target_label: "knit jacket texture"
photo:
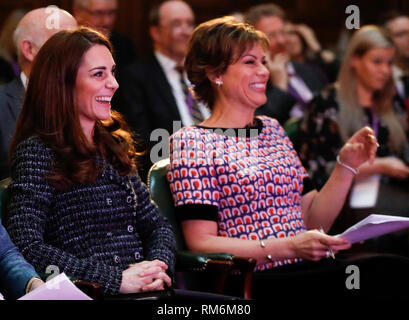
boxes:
[6,136,176,295]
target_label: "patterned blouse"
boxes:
[168,116,313,271]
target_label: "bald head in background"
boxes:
[14,7,77,78]
[0,8,76,180]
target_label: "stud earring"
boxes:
[215,79,223,86]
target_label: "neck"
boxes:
[21,62,30,78]
[356,82,374,107]
[292,54,305,63]
[80,121,95,144]
[202,99,256,128]
[155,46,184,66]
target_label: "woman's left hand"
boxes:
[338,126,378,170]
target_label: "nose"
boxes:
[102,15,115,30]
[381,62,391,75]
[107,74,119,90]
[258,62,270,79]
[276,31,288,46]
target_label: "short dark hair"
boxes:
[379,10,409,28]
[245,3,285,26]
[184,16,269,109]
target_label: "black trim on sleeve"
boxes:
[302,177,316,195]
[175,204,218,222]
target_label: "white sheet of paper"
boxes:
[19,273,92,300]
[349,174,380,208]
[335,214,409,244]
[0,292,4,300]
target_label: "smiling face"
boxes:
[150,0,195,63]
[352,47,395,92]
[75,44,118,138]
[218,43,270,109]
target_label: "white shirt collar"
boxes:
[154,51,178,73]
[20,72,28,90]
[393,64,405,80]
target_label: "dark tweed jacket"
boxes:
[6,137,176,295]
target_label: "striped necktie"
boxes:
[175,66,203,125]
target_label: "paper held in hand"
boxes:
[335,214,409,244]
[18,273,92,300]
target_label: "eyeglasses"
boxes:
[392,30,409,39]
[158,21,195,33]
[266,29,288,41]
[80,7,117,19]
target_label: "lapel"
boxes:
[149,54,181,120]
[292,61,321,92]
[5,77,24,121]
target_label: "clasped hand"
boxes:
[119,259,171,294]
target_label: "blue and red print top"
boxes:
[168,116,312,270]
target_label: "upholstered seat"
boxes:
[147,158,256,298]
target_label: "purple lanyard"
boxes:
[367,108,379,137]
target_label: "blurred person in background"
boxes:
[383,11,409,125]
[0,8,77,180]
[285,22,339,83]
[114,0,208,182]
[246,3,326,124]
[73,0,136,70]
[0,9,27,84]
[297,26,409,190]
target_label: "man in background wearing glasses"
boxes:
[73,0,136,71]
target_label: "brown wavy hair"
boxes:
[10,27,139,189]
[184,16,269,109]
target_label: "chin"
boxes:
[98,111,111,121]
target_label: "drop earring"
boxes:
[215,78,223,86]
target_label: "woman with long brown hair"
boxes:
[6,27,175,296]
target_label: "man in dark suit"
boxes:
[246,4,326,125]
[113,1,209,180]
[383,12,409,125]
[0,8,77,180]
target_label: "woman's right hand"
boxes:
[119,260,171,294]
[288,230,351,261]
[377,157,409,179]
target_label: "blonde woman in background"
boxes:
[297,25,409,189]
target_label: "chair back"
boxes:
[147,158,187,250]
[283,117,301,145]
[0,177,11,223]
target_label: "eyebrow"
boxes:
[89,66,106,72]
[88,65,116,72]
[243,54,265,60]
